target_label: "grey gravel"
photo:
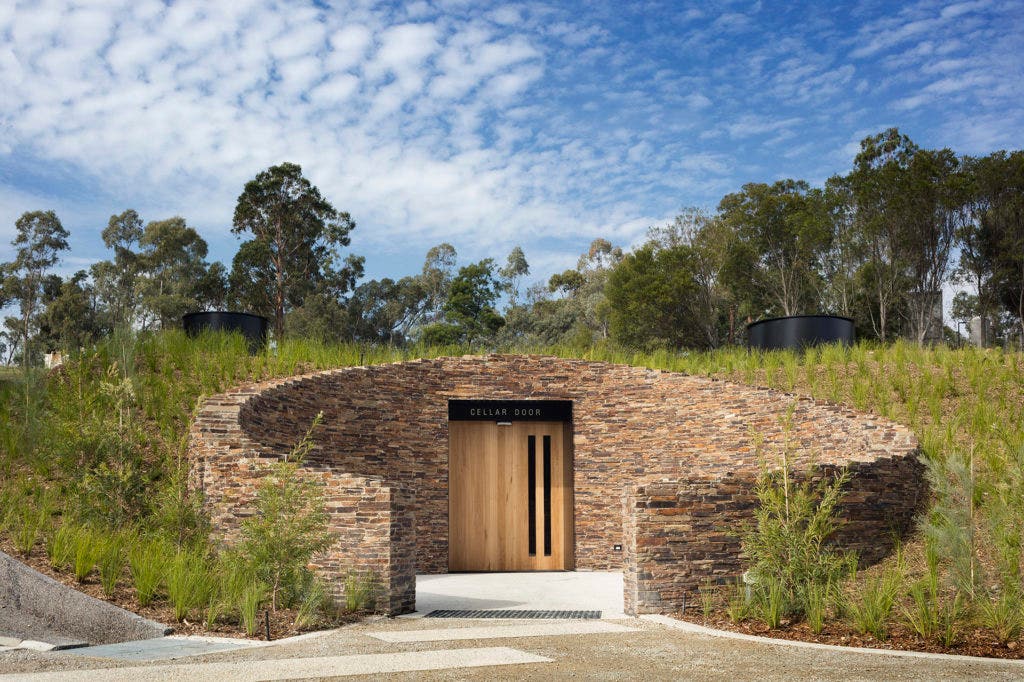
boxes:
[2,617,1023,681]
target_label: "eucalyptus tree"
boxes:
[2,210,70,367]
[849,128,918,341]
[229,162,362,339]
[900,147,965,345]
[421,259,505,346]
[605,240,710,349]
[91,209,145,332]
[985,150,1024,345]
[956,155,1001,346]
[38,271,105,352]
[716,179,829,318]
[642,208,729,347]
[138,217,226,329]
[819,175,865,319]
[499,246,530,308]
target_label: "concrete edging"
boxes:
[641,614,1024,665]
[0,550,170,646]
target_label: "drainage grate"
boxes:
[425,609,601,619]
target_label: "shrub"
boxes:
[166,550,213,622]
[72,526,105,582]
[741,408,856,625]
[239,581,268,637]
[344,571,378,612]
[97,534,127,596]
[238,412,335,610]
[47,522,76,570]
[978,591,1022,644]
[846,568,902,640]
[129,537,170,607]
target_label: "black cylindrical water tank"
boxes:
[747,315,854,351]
[182,311,269,352]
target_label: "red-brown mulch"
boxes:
[676,610,1024,660]
[0,536,360,641]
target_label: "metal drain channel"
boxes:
[425,609,601,619]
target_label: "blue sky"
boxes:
[1,0,1022,290]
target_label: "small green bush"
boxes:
[344,571,377,612]
[978,591,1022,644]
[47,522,76,570]
[847,568,902,640]
[72,526,105,582]
[741,408,856,626]
[239,581,268,637]
[239,413,335,611]
[166,550,213,622]
[129,538,170,607]
[97,534,127,596]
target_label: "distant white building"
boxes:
[44,351,64,369]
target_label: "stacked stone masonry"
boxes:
[188,355,926,616]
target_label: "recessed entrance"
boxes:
[448,401,574,571]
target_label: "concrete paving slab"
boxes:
[0,637,20,648]
[18,641,57,652]
[62,635,264,661]
[412,571,625,618]
[2,646,553,680]
[366,619,637,643]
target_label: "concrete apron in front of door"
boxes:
[408,571,626,619]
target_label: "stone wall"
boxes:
[188,354,925,616]
[622,453,929,615]
[188,390,416,614]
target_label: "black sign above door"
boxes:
[448,399,572,422]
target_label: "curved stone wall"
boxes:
[188,355,926,615]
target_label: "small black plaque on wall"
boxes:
[448,399,572,422]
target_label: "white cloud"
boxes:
[0,0,1021,289]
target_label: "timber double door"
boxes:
[449,420,574,571]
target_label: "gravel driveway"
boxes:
[2,615,1023,681]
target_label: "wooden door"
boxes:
[449,421,573,571]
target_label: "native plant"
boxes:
[129,537,171,607]
[295,578,330,630]
[343,571,378,612]
[238,412,335,611]
[239,580,268,637]
[166,549,212,622]
[846,568,902,640]
[47,522,76,570]
[72,526,104,582]
[97,534,127,596]
[698,580,718,620]
[741,407,856,626]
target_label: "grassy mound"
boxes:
[1,332,1022,647]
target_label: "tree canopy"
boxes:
[230,162,362,339]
